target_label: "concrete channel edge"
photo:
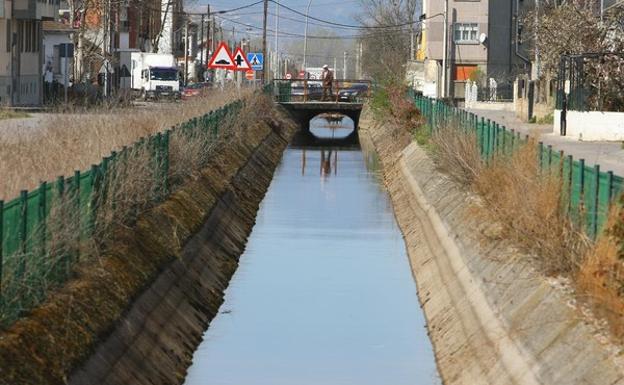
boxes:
[359,110,624,385]
[0,107,296,385]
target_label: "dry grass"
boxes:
[472,142,591,274]
[0,90,281,327]
[430,123,482,187]
[0,87,250,201]
[577,216,624,339]
[428,123,590,275]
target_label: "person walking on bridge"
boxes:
[321,64,334,101]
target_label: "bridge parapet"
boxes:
[272,78,371,104]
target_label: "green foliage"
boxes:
[0,110,29,120]
[468,68,484,83]
[370,86,392,118]
[413,126,431,146]
[537,113,554,125]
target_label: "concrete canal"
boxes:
[183,117,439,385]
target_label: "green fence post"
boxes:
[567,155,573,215]
[579,159,586,223]
[510,129,515,153]
[17,190,28,279]
[0,200,3,298]
[73,170,80,262]
[547,145,553,169]
[485,119,492,160]
[538,142,544,170]
[591,164,600,239]
[607,171,614,204]
[54,176,65,280]
[89,164,99,235]
[39,181,47,256]
[163,130,170,198]
[479,117,485,157]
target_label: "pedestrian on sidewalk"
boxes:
[43,61,54,103]
[321,64,333,101]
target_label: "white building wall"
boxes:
[553,110,624,141]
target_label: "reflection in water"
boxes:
[310,115,354,140]
[183,119,440,385]
[301,148,339,177]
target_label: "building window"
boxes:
[455,65,477,81]
[454,23,479,43]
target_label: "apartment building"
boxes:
[416,0,532,99]
[0,0,59,105]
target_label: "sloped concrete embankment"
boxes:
[0,110,296,385]
[359,110,624,385]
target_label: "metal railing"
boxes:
[272,79,372,103]
[0,89,269,327]
[412,93,624,239]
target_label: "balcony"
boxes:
[13,0,58,20]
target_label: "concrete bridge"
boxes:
[278,101,363,132]
[272,79,369,139]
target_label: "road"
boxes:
[468,107,624,176]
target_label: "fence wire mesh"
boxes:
[413,94,624,240]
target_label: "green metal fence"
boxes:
[412,94,624,240]
[0,99,246,326]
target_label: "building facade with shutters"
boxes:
[416,0,532,100]
[0,0,59,105]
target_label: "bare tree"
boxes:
[523,0,624,110]
[356,0,420,82]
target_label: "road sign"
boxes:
[99,60,114,74]
[208,42,236,70]
[247,52,264,71]
[245,70,255,80]
[285,73,292,80]
[232,47,252,71]
[298,70,306,78]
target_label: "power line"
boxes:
[269,0,425,30]
[215,14,412,40]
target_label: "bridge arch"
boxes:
[278,103,363,134]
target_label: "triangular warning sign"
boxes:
[208,42,236,70]
[232,47,252,71]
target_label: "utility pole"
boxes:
[262,0,268,84]
[211,15,215,53]
[359,42,363,78]
[441,0,448,98]
[200,14,205,74]
[302,0,313,71]
[355,45,360,78]
[343,51,347,79]
[184,20,189,85]
[274,0,279,79]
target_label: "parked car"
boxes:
[181,82,209,100]
[290,81,324,101]
[338,83,370,102]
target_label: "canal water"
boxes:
[183,117,439,385]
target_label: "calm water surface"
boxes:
[183,118,439,385]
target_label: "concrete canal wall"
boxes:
[0,107,296,385]
[359,110,624,385]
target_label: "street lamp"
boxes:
[302,0,313,72]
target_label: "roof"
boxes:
[42,21,74,32]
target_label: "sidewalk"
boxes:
[467,107,624,176]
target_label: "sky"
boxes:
[186,0,366,52]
